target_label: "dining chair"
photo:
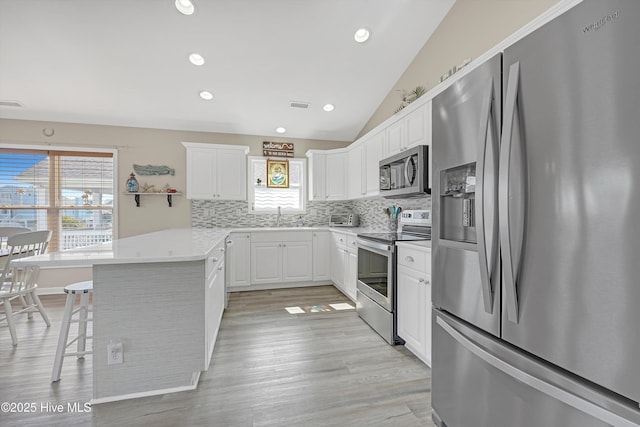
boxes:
[0,230,52,346]
[0,227,30,270]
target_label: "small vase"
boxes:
[126,173,139,193]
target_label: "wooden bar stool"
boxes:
[51,280,93,382]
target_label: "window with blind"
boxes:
[249,157,306,213]
[0,149,114,252]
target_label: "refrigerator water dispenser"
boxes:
[440,162,476,244]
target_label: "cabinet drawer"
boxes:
[252,231,312,243]
[332,232,347,248]
[206,241,226,279]
[346,235,358,253]
[397,245,430,274]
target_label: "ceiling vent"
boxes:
[0,100,23,107]
[290,101,309,109]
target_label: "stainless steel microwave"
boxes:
[379,145,430,198]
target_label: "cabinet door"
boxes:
[364,130,385,196]
[386,119,405,157]
[216,149,247,200]
[251,242,282,284]
[206,256,225,367]
[424,273,432,366]
[346,249,358,301]
[347,145,364,199]
[405,101,431,150]
[397,266,425,359]
[330,243,345,290]
[397,265,431,366]
[312,231,331,281]
[326,152,347,200]
[186,148,217,199]
[282,241,313,282]
[308,152,327,201]
[227,233,251,288]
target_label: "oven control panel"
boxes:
[400,209,431,225]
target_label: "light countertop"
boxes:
[11,226,402,268]
[11,228,229,267]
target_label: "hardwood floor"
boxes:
[0,285,435,426]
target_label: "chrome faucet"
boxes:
[276,206,281,227]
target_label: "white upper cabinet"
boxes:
[326,152,348,200]
[347,144,364,199]
[183,142,249,200]
[364,130,385,197]
[307,151,326,201]
[385,101,432,157]
[308,150,348,201]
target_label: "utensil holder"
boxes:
[388,218,398,232]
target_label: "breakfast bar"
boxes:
[12,228,229,403]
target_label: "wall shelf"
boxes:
[123,192,182,207]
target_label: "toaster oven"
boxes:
[329,213,359,227]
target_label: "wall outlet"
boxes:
[107,339,124,365]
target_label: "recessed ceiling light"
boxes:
[175,0,195,15]
[323,104,335,112]
[354,28,370,43]
[276,127,286,134]
[189,53,205,66]
[199,90,213,100]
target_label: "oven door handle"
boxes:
[356,238,393,255]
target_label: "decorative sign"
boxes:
[263,141,294,158]
[133,164,175,176]
[267,159,289,188]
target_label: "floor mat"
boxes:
[285,302,354,314]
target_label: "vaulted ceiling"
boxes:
[0,0,455,142]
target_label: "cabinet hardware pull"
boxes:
[405,256,414,262]
[211,257,218,262]
[419,278,425,283]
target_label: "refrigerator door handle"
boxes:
[436,315,639,427]
[475,78,498,314]
[500,61,522,323]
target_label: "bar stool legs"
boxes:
[51,281,93,382]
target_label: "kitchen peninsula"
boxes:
[12,228,229,403]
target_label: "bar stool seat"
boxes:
[51,280,93,382]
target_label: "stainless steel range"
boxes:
[356,209,431,344]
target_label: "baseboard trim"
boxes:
[90,372,201,404]
[227,280,333,292]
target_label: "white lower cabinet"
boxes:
[205,240,226,367]
[331,232,347,291]
[227,232,251,288]
[312,231,330,281]
[251,241,282,283]
[396,244,432,366]
[282,241,313,282]
[330,231,357,301]
[250,231,312,284]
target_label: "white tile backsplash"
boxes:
[191,196,431,230]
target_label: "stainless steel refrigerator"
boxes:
[431,1,640,426]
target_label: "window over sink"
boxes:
[248,157,306,214]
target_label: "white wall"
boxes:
[0,119,349,238]
[358,0,561,137]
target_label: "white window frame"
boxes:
[247,156,306,214]
[0,143,119,245]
